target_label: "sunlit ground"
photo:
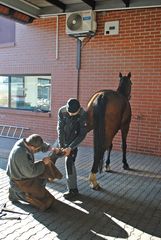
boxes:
[0,147,161,240]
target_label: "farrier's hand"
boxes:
[51,147,62,154]
[63,147,72,156]
[42,157,51,165]
[50,147,65,157]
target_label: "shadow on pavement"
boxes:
[13,198,128,240]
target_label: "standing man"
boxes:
[57,98,88,200]
[6,134,62,211]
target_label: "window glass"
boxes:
[0,76,9,107]
[37,78,51,111]
[11,76,24,108]
[0,75,51,112]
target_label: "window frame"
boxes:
[0,74,52,112]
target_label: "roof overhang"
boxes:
[0,0,161,23]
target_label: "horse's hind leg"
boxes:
[121,127,130,170]
[89,151,105,190]
[105,143,113,172]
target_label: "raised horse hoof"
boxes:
[123,164,130,170]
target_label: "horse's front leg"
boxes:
[105,143,113,172]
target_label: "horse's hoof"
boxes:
[105,165,111,172]
[123,164,130,170]
[47,178,54,182]
[91,183,101,191]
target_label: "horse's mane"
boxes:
[117,79,128,97]
[117,73,132,100]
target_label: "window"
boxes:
[0,75,51,112]
[0,16,15,47]
[37,78,51,112]
[0,76,9,107]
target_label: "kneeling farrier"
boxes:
[6,134,62,211]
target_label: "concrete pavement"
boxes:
[0,138,161,240]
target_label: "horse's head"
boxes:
[117,72,132,100]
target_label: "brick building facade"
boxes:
[0,7,161,156]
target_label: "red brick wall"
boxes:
[0,7,161,156]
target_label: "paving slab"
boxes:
[0,140,161,240]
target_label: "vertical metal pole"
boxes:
[76,38,82,99]
[8,76,11,108]
[76,38,81,70]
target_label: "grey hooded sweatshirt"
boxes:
[6,139,46,180]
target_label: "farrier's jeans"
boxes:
[65,148,78,190]
[49,141,78,191]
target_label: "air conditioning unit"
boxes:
[66,10,97,37]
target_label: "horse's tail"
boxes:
[93,93,107,173]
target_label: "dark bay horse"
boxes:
[87,72,132,189]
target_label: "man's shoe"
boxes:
[9,194,19,203]
[8,188,19,203]
[63,189,79,200]
[8,188,26,203]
